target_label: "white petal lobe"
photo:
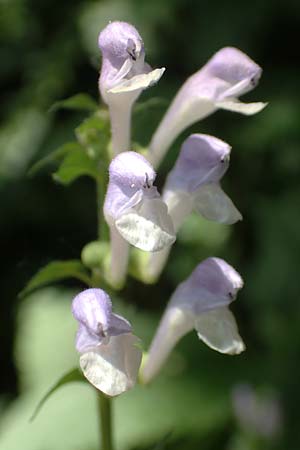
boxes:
[215,100,267,115]
[195,306,245,355]
[193,184,242,224]
[108,68,165,94]
[80,334,142,396]
[115,198,176,251]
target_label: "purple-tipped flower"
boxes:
[141,258,245,384]
[72,288,142,396]
[104,151,175,251]
[98,21,165,155]
[148,47,266,167]
[146,134,241,281]
[104,151,175,286]
[164,134,241,225]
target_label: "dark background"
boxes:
[1,0,300,449]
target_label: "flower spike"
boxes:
[148,47,266,167]
[72,288,142,396]
[104,151,175,286]
[146,134,241,281]
[98,21,165,156]
[141,258,245,384]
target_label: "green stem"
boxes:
[96,174,109,242]
[98,394,114,450]
[96,166,114,450]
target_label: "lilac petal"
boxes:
[109,151,156,190]
[195,306,245,354]
[75,324,106,353]
[104,183,144,223]
[109,313,132,335]
[104,151,157,221]
[98,21,144,65]
[206,47,262,97]
[109,58,133,86]
[193,183,242,224]
[165,134,231,193]
[72,288,133,346]
[80,334,142,396]
[72,289,112,337]
[170,257,243,314]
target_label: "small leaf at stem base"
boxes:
[30,368,86,422]
[19,260,91,298]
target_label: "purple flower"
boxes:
[164,133,241,226]
[148,47,266,167]
[98,21,165,155]
[104,151,175,251]
[145,134,241,281]
[72,288,142,396]
[141,258,245,383]
[103,151,175,286]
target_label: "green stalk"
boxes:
[96,166,114,450]
[98,394,114,450]
[96,173,109,242]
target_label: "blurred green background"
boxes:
[1,0,299,449]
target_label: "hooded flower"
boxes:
[141,257,245,384]
[98,21,165,155]
[104,151,176,252]
[145,134,241,281]
[148,47,266,167]
[164,133,241,226]
[72,288,142,396]
[103,151,175,287]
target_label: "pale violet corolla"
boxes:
[98,21,165,155]
[141,257,245,384]
[145,134,241,281]
[72,288,142,396]
[149,47,266,167]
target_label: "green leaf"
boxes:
[28,142,82,176]
[53,147,99,185]
[50,93,99,113]
[30,368,85,421]
[75,112,110,161]
[20,260,91,298]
